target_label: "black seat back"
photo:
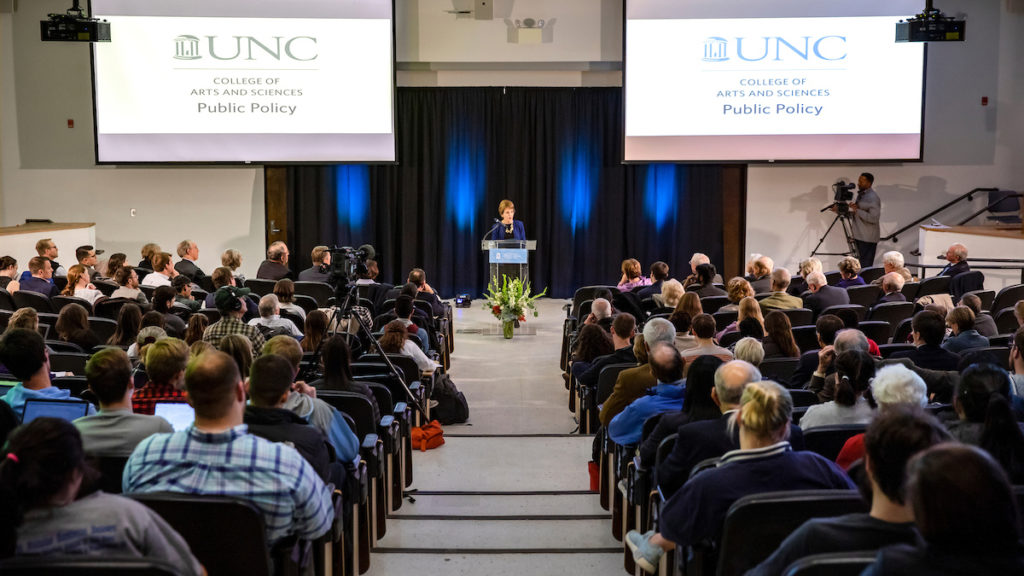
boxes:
[856,320,892,345]
[89,454,129,494]
[700,296,731,315]
[596,363,636,405]
[89,316,119,344]
[950,271,985,304]
[777,308,813,327]
[992,283,1024,315]
[294,281,335,307]
[13,290,55,313]
[317,390,378,439]
[0,289,17,311]
[243,278,278,296]
[867,302,914,325]
[53,295,94,315]
[844,285,881,308]
[759,357,799,385]
[781,551,879,576]
[792,326,819,354]
[820,304,866,321]
[916,275,951,297]
[803,425,867,461]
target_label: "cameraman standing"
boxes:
[833,172,881,266]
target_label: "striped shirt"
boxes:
[123,424,333,544]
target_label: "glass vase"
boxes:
[502,320,514,339]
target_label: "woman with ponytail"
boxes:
[625,380,855,573]
[0,417,203,574]
[948,363,1024,483]
[799,349,877,431]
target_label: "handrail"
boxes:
[907,262,1024,283]
[882,187,1001,243]
[957,193,1024,226]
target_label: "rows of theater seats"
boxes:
[560,269,1024,576]
[0,279,455,576]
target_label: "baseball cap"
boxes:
[214,285,251,312]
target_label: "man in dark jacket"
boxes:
[938,243,970,278]
[244,354,339,485]
[890,311,961,372]
[803,271,850,320]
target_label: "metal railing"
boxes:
[882,187,1001,243]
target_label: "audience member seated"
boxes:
[184,315,209,346]
[111,265,148,304]
[734,317,765,344]
[864,444,1024,575]
[20,256,57,298]
[172,275,202,312]
[140,251,177,288]
[806,328,870,403]
[6,308,39,335]
[836,364,929,469]
[0,329,96,420]
[716,296,762,341]
[273,279,306,320]
[74,245,102,282]
[249,294,303,340]
[100,252,126,280]
[298,245,332,282]
[733,337,765,368]
[204,266,257,318]
[354,259,382,286]
[300,310,330,353]
[311,334,381,422]
[749,407,951,576]
[0,255,21,292]
[719,277,755,313]
[123,350,334,545]
[759,267,803,311]
[261,336,360,465]
[762,311,800,359]
[256,241,294,281]
[626,380,854,573]
[380,320,440,373]
[152,286,187,339]
[788,257,822,297]
[670,312,697,352]
[683,314,734,374]
[655,278,684,309]
[219,335,254,383]
[636,261,669,299]
[203,286,266,354]
[890,311,961,371]
[800,349,876,430]
[946,363,1024,482]
[876,272,907,304]
[62,264,104,305]
[618,258,652,291]
[803,271,851,320]
[569,324,614,382]
[137,242,160,270]
[598,319,675,426]
[673,292,703,323]
[637,355,725,469]
[682,253,711,289]
[55,303,101,351]
[747,256,774,293]
[128,324,166,360]
[960,294,997,338]
[584,297,614,331]
[74,348,173,455]
[608,343,685,446]
[132,338,190,415]
[833,308,882,357]
[221,248,246,284]
[245,354,335,483]
[837,256,866,288]
[576,314,637,390]
[172,239,206,281]
[0,418,203,574]
[688,264,726,298]
[35,237,66,277]
[941,306,989,354]
[938,243,970,278]
[108,303,142,347]
[871,250,916,285]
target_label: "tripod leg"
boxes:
[811,214,844,257]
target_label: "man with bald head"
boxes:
[758,267,803,312]
[123,350,334,545]
[599,318,676,426]
[608,343,686,445]
[939,243,970,278]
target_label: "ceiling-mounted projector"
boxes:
[41,0,110,42]
[896,0,965,42]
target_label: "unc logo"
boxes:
[174,35,201,60]
[703,37,729,62]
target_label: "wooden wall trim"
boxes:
[721,165,747,280]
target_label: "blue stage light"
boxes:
[335,165,370,230]
[644,164,683,232]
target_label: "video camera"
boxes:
[831,180,856,214]
[328,245,372,299]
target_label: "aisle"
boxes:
[367,298,624,575]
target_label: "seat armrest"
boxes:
[379,415,394,428]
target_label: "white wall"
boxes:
[746,0,1024,274]
[0,2,265,278]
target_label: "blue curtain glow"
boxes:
[558,132,598,232]
[334,165,370,233]
[643,164,684,232]
[445,127,485,231]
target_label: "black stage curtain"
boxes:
[285,87,727,299]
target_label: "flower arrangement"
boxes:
[483,276,546,337]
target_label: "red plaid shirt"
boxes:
[132,382,187,415]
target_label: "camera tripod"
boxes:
[811,203,860,260]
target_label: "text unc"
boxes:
[723,103,823,116]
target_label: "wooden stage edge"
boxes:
[921,225,1024,241]
[0,222,96,237]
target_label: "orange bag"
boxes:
[411,420,445,451]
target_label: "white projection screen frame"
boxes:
[624,0,927,163]
[90,0,396,163]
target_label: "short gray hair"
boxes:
[834,329,869,355]
[881,251,904,269]
[805,271,827,288]
[798,258,823,277]
[770,267,792,291]
[690,253,710,266]
[591,298,612,320]
[258,294,280,318]
[642,317,676,346]
[881,272,905,293]
[871,364,927,407]
[714,360,762,406]
[267,241,288,260]
[733,337,764,367]
[949,243,968,261]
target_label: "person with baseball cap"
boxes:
[202,285,265,355]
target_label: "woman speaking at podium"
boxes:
[490,199,526,241]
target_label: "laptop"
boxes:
[154,402,195,432]
[22,398,91,423]
[36,324,49,340]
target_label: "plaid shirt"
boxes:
[131,382,187,415]
[123,424,333,544]
[202,316,265,353]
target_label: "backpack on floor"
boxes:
[431,373,469,425]
[411,420,445,451]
